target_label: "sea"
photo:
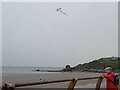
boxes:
[1,66,64,73]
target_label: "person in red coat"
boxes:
[102,67,118,90]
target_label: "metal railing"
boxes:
[1,76,103,90]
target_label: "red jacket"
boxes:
[102,72,118,90]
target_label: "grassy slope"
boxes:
[73,57,120,71]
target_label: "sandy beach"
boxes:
[2,72,105,88]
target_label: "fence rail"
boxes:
[1,76,103,90]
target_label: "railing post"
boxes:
[96,76,103,90]
[67,78,78,90]
[2,83,15,90]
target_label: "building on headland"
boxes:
[111,57,120,60]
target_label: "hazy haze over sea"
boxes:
[2,66,64,73]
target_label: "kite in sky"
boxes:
[56,8,68,16]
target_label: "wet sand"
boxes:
[2,72,105,88]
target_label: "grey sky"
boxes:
[2,2,118,67]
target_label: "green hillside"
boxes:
[63,57,120,72]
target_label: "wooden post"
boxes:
[2,83,15,90]
[67,78,78,90]
[96,76,103,90]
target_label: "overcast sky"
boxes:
[2,2,118,67]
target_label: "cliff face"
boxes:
[62,57,120,73]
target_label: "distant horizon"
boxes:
[2,56,118,67]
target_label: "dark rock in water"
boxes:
[33,69,62,72]
[35,69,40,71]
[61,65,72,72]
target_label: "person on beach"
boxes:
[102,67,118,90]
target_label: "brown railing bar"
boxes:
[1,76,102,90]
[77,76,99,80]
[15,79,73,87]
